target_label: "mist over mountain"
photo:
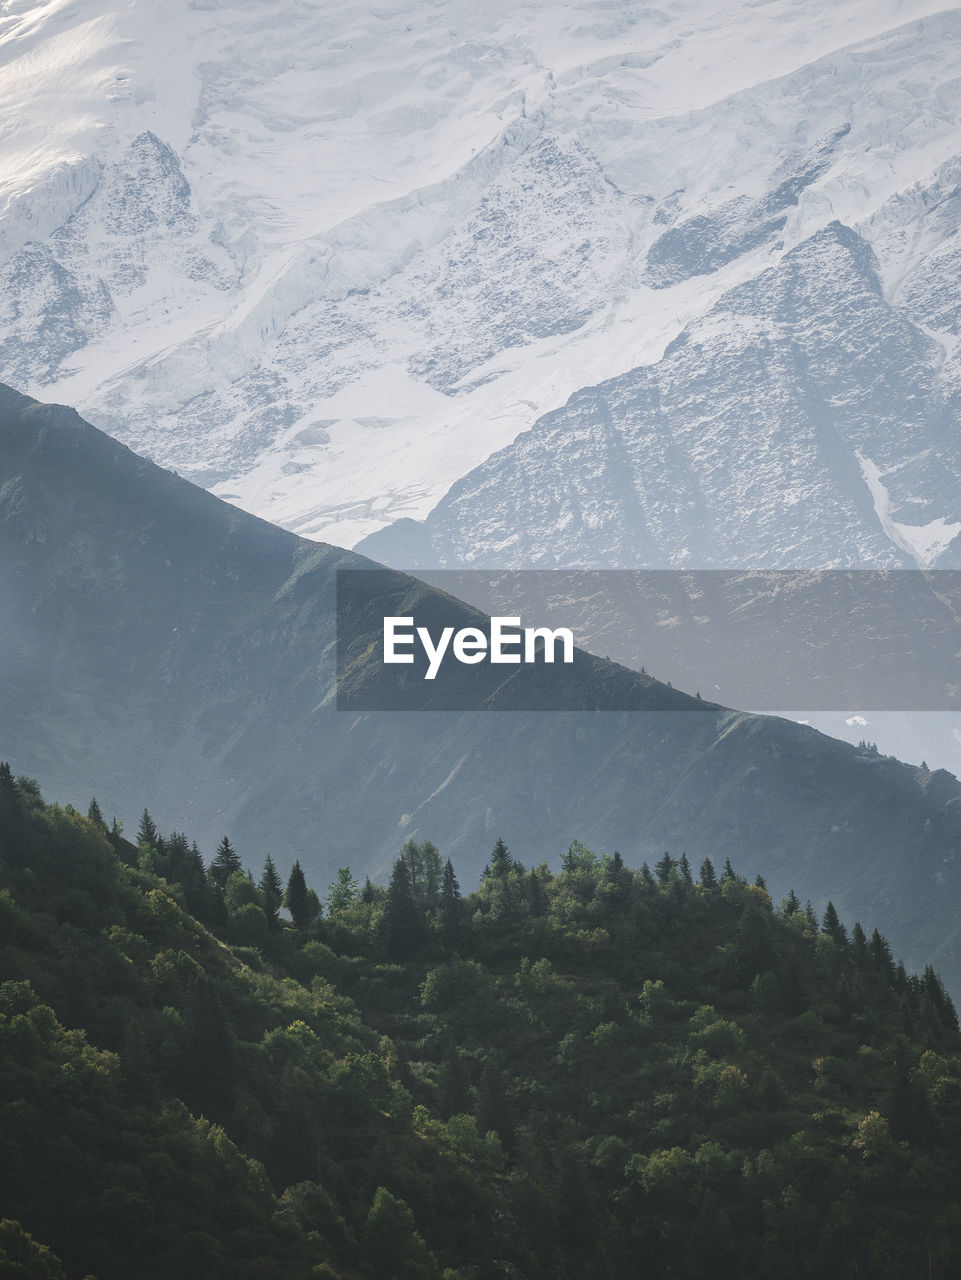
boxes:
[3,385,961,993]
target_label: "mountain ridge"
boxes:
[4,385,961,992]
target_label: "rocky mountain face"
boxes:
[1,0,960,551]
[359,220,961,571]
[4,385,961,990]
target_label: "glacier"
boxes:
[0,0,959,548]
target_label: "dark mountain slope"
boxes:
[3,384,961,987]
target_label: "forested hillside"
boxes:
[2,765,961,1278]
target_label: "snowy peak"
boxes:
[1,1,961,548]
[359,220,961,571]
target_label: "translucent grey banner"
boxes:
[336,569,961,711]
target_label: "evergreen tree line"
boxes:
[3,762,961,1279]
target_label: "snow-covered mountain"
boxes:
[2,0,960,553]
[5,0,961,777]
[359,218,961,570]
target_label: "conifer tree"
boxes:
[678,853,693,885]
[87,797,106,830]
[284,860,315,929]
[400,838,424,895]
[654,851,675,885]
[921,965,959,1033]
[822,901,848,947]
[137,809,158,848]
[440,858,461,944]
[384,856,424,959]
[490,837,513,878]
[182,840,214,919]
[781,889,801,916]
[326,866,358,914]
[605,850,630,906]
[210,835,242,896]
[851,921,868,963]
[699,857,718,890]
[870,928,896,984]
[421,840,443,906]
[259,854,283,928]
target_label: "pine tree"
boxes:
[182,840,214,920]
[137,809,158,848]
[870,928,896,984]
[699,857,718,890]
[400,838,424,896]
[822,901,848,947]
[490,837,513,879]
[209,835,242,896]
[921,966,959,1034]
[441,858,461,945]
[678,853,693,885]
[326,866,358,914]
[605,850,630,907]
[851,921,868,964]
[561,839,592,875]
[421,840,443,906]
[259,854,283,928]
[781,889,801,916]
[87,797,106,830]
[654,852,675,886]
[384,856,424,959]
[285,860,317,929]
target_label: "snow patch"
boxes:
[856,450,961,569]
